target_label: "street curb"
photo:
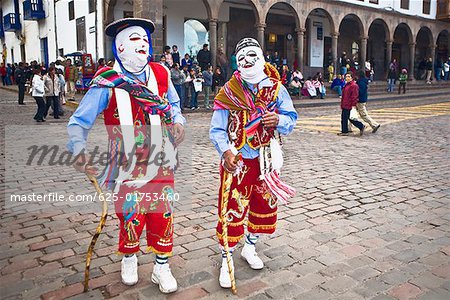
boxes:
[294,91,450,108]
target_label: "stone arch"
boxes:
[304,7,335,35]
[367,18,390,80]
[435,30,449,65]
[261,1,301,29]
[338,14,366,67]
[104,0,117,25]
[303,7,335,75]
[392,23,413,72]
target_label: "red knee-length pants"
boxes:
[216,157,278,248]
[114,168,174,255]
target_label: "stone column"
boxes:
[430,45,436,64]
[296,28,305,71]
[409,42,416,80]
[332,32,339,74]
[386,39,393,77]
[209,19,218,69]
[134,0,164,58]
[255,23,266,50]
[360,36,368,66]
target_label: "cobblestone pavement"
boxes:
[1,89,449,300]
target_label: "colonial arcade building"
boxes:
[1,0,449,81]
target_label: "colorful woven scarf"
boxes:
[214,64,281,140]
[90,67,173,124]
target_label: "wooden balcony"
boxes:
[437,0,450,21]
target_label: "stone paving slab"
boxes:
[1,89,450,299]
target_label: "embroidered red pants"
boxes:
[216,157,278,248]
[114,168,175,255]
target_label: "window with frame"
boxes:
[423,0,431,14]
[369,0,379,4]
[69,1,75,20]
[89,0,95,14]
[401,0,409,9]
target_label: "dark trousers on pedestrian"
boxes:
[183,84,190,108]
[33,97,46,121]
[45,96,60,119]
[398,82,406,94]
[18,83,25,104]
[1,75,6,86]
[174,84,182,104]
[190,90,198,108]
[341,109,364,133]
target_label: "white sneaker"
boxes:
[241,243,264,270]
[121,255,138,285]
[151,263,178,294]
[219,257,234,288]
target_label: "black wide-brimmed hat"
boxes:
[105,18,155,37]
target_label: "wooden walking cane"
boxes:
[84,174,108,292]
[220,153,242,295]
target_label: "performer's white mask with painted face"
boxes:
[236,38,266,84]
[115,26,150,74]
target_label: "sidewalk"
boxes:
[2,82,450,111]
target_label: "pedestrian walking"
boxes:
[338,72,365,136]
[170,63,185,106]
[202,65,213,108]
[0,63,7,86]
[14,62,27,105]
[425,57,433,84]
[398,68,408,94]
[64,58,79,100]
[31,67,46,122]
[444,58,450,81]
[356,71,380,133]
[43,66,61,119]
[182,64,190,108]
[387,65,397,92]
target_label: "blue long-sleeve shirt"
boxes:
[209,79,297,159]
[67,67,185,155]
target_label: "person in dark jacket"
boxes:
[331,74,345,97]
[171,45,180,66]
[212,66,225,95]
[338,72,365,136]
[356,71,380,133]
[196,44,211,71]
[14,62,27,105]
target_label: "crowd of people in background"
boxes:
[3,43,449,122]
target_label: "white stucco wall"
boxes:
[1,0,57,64]
[337,0,437,19]
[55,0,104,62]
[308,15,331,68]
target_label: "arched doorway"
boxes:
[264,2,299,69]
[304,8,334,77]
[217,0,260,59]
[393,23,412,71]
[436,30,449,64]
[184,19,209,58]
[338,14,364,70]
[415,26,433,79]
[368,19,390,80]
[163,0,210,59]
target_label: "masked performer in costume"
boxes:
[67,18,185,294]
[210,38,298,288]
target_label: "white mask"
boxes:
[115,26,150,74]
[236,39,266,84]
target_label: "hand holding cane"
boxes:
[221,152,242,294]
[84,174,108,292]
